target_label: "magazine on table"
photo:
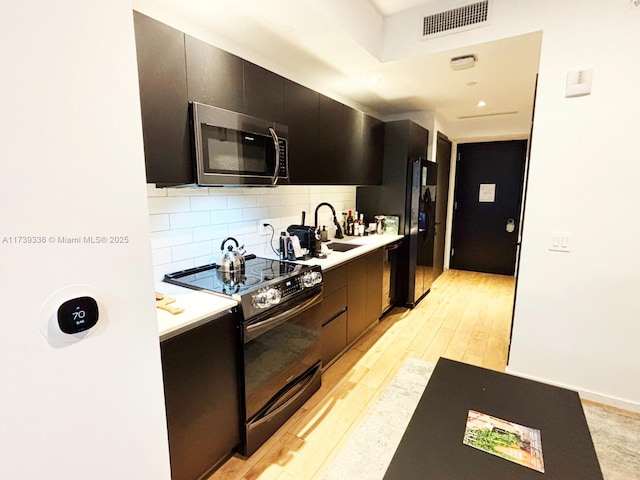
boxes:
[462,409,545,473]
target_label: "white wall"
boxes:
[385,0,640,409]
[508,0,640,409]
[148,185,357,281]
[0,1,171,478]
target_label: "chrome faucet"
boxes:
[314,202,344,239]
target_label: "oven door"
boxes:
[241,286,323,456]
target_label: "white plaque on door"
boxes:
[479,183,496,203]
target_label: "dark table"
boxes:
[383,358,603,479]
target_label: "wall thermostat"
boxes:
[57,296,99,334]
[39,284,107,348]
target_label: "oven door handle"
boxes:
[244,291,322,343]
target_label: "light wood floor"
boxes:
[209,269,516,480]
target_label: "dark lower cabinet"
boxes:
[320,266,348,367]
[133,11,192,186]
[366,248,384,324]
[160,310,240,480]
[321,249,384,367]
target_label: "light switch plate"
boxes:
[549,232,572,252]
[566,69,593,97]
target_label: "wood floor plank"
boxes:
[209,269,515,480]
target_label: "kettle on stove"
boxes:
[219,237,246,272]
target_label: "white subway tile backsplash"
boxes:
[172,240,213,262]
[148,196,190,214]
[152,247,173,266]
[243,206,270,221]
[150,229,193,249]
[231,220,260,236]
[148,185,356,281]
[190,195,227,211]
[169,211,211,229]
[147,184,168,197]
[192,225,228,243]
[211,208,244,225]
[268,205,290,218]
[227,195,258,209]
[166,186,210,196]
[149,214,170,232]
[260,195,283,207]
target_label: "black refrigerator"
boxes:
[405,158,437,307]
[356,120,436,308]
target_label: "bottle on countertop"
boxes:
[320,225,328,242]
[346,210,354,236]
[358,213,365,236]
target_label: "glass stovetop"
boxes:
[163,256,305,297]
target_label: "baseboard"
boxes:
[505,366,640,414]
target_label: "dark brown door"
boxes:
[433,132,451,280]
[450,140,527,275]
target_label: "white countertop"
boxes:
[290,233,404,270]
[155,282,238,341]
[154,233,403,340]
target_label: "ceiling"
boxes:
[137,0,541,138]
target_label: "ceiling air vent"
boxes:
[423,0,490,38]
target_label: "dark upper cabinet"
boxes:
[318,95,347,179]
[317,95,383,185]
[284,79,320,183]
[362,114,384,184]
[408,121,429,159]
[243,61,285,124]
[185,35,244,113]
[133,11,192,186]
[134,12,383,186]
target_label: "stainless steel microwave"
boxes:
[191,102,289,186]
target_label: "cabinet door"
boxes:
[342,108,364,182]
[284,80,319,183]
[160,311,240,480]
[185,35,244,112]
[243,61,285,124]
[347,255,368,344]
[317,94,347,183]
[408,121,429,159]
[133,12,192,186]
[321,311,347,367]
[366,248,384,324]
[361,114,384,185]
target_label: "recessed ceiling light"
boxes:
[467,81,478,87]
[369,76,381,84]
[477,100,486,107]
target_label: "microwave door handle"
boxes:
[268,127,279,186]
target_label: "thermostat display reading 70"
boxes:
[57,296,99,334]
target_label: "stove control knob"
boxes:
[252,292,269,309]
[302,271,322,288]
[266,288,281,305]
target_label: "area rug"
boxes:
[322,358,640,480]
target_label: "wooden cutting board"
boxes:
[155,292,184,315]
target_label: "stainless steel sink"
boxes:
[326,242,363,252]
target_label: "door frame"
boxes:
[444,136,530,276]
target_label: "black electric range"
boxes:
[163,255,323,321]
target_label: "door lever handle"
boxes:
[506,218,516,233]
